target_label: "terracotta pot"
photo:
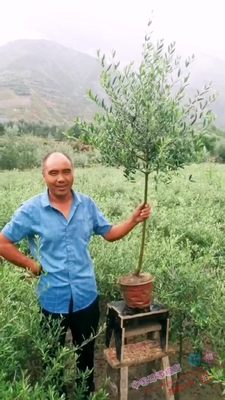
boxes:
[118,272,154,310]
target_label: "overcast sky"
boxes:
[1,0,225,64]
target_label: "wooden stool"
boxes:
[104,301,176,400]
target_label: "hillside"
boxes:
[0,40,102,125]
[0,40,224,128]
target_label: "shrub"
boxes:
[214,138,225,162]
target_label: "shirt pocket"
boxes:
[72,214,93,242]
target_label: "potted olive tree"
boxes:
[71,22,214,309]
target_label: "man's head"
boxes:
[42,152,74,199]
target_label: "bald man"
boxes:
[0,151,151,398]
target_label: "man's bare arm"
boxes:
[0,233,41,275]
[104,203,151,242]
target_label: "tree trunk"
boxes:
[135,171,149,275]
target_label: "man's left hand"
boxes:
[131,203,152,224]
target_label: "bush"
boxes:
[0,265,108,399]
[214,138,225,162]
[0,135,99,170]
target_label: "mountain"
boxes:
[0,40,102,126]
[0,40,224,128]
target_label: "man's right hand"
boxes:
[0,233,41,276]
[29,260,42,276]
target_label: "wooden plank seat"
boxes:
[104,340,176,368]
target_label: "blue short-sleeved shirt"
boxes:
[2,190,112,313]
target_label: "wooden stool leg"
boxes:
[106,363,119,399]
[119,366,128,400]
[161,356,175,400]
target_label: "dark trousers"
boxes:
[41,296,100,394]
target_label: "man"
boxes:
[0,152,151,397]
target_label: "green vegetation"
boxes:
[0,120,65,139]
[0,133,99,170]
[202,125,225,162]
[74,23,214,276]
[0,163,225,397]
[0,265,108,400]
[0,121,225,172]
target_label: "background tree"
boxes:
[0,123,5,136]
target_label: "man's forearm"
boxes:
[1,243,34,269]
[0,235,40,274]
[104,218,138,241]
[103,203,151,242]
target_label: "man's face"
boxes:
[43,153,74,199]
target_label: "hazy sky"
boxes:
[1,0,225,64]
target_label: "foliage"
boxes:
[67,122,83,140]
[202,125,225,162]
[0,123,5,136]
[2,120,65,139]
[0,135,99,170]
[1,163,225,397]
[0,264,109,399]
[209,125,225,138]
[71,21,215,274]
[215,139,225,162]
[76,24,215,178]
[210,362,225,396]
[0,140,38,170]
[201,132,218,153]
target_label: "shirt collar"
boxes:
[41,189,81,207]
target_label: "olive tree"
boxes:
[72,21,215,275]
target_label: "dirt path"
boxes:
[95,350,224,399]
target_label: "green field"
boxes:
[1,163,225,399]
